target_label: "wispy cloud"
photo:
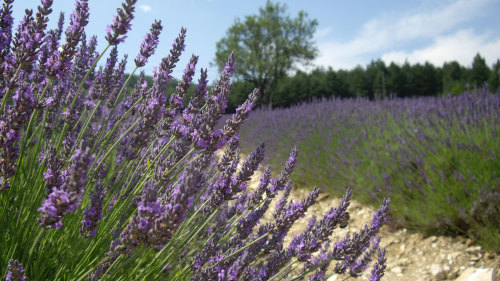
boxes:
[315,27,332,39]
[139,4,152,12]
[314,0,497,69]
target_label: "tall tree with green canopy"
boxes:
[214,0,318,108]
[470,53,490,88]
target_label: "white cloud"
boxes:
[381,29,500,67]
[315,27,332,39]
[139,4,152,12]
[313,0,496,70]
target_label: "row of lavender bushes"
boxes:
[236,87,500,251]
[0,0,391,280]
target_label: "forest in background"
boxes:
[127,53,500,112]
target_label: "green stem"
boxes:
[92,66,139,153]
[91,119,139,178]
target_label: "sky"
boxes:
[10,0,500,82]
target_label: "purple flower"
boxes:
[128,28,186,158]
[153,162,205,247]
[349,236,380,277]
[168,54,198,119]
[105,0,137,45]
[107,53,128,108]
[118,180,163,248]
[135,20,162,67]
[6,259,26,281]
[368,248,387,281]
[333,199,390,274]
[193,52,236,150]
[0,0,15,57]
[12,0,53,67]
[80,183,105,238]
[89,46,118,101]
[0,84,35,189]
[42,146,64,193]
[289,188,351,261]
[267,146,299,197]
[223,88,258,140]
[46,0,89,79]
[38,144,94,229]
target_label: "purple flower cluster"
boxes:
[11,0,52,68]
[0,0,14,58]
[134,20,162,67]
[0,1,392,279]
[80,182,105,237]
[105,0,136,45]
[38,145,94,229]
[0,84,35,189]
[192,52,237,150]
[128,28,186,159]
[5,259,26,281]
[46,0,89,79]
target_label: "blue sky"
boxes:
[10,0,500,82]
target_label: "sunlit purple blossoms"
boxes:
[46,0,89,79]
[134,20,162,67]
[0,1,393,279]
[38,145,94,229]
[105,0,136,45]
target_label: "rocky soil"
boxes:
[241,157,500,281]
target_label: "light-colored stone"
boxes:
[466,245,482,254]
[391,266,404,275]
[455,267,496,281]
[429,264,447,280]
[326,275,338,281]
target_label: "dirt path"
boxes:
[243,159,500,281]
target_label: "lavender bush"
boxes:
[235,87,500,251]
[0,0,390,280]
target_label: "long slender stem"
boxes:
[92,66,139,153]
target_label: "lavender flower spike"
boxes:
[38,144,94,229]
[80,183,105,238]
[12,0,53,67]
[223,88,259,141]
[135,20,162,67]
[46,0,89,79]
[369,248,387,281]
[0,0,15,58]
[6,259,26,281]
[105,0,137,45]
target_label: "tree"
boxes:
[470,53,490,88]
[488,59,500,92]
[214,1,318,108]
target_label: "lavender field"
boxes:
[236,88,500,251]
[0,0,396,280]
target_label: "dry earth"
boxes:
[240,156,500,281]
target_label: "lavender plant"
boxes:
[236,85,500,251]
[0,0,390,280]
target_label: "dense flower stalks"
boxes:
[236,85,500,250]
[0,1,389,280]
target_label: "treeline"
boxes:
[228,53,500,111]
[125,53,500,112]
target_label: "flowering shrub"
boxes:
[0,0,390,280]
[237,87,500,251]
